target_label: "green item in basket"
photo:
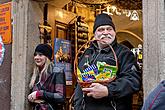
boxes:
[96,61,117,80]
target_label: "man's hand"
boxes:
[82,83,108,99]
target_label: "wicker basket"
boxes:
[74,40,118,88]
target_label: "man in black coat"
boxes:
[74,13,141,110]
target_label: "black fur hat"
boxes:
[93,13,115,33]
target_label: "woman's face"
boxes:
[34,52,47,67]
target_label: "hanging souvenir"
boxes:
[0,36,5,66]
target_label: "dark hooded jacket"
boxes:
[142,80,165,110]
[74,39,141,110]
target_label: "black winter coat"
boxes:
[74,39,141,110]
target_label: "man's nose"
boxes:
[102,29,110,34]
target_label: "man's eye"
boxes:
[98,28,104,32]
[107,28,113,31]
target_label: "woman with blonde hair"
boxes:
[28,44,66,110]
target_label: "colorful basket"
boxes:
[74,40,118,87]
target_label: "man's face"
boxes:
[94,25,116,48]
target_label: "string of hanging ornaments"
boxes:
[72,0,142,21]
[101,4,141,21]
[72,0,114,5]
[72,0,142,10]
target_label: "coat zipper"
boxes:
[111,100,117,110]
[92,50,101,64]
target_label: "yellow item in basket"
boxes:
[95,72,111,80]
[77,68,83,81]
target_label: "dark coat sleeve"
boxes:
[73,83,84,110]
[107,48,141,99]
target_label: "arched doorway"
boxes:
[117,30,143,48]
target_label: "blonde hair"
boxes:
[29,57,51,89]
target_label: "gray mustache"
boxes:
[99,34,112,39]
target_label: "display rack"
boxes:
[131,45,143,110]
[68,16,89,59]
[75,20,89,59]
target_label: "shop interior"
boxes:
[34,0,143,110]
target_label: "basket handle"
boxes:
[74,40,118,81]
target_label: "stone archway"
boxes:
[116,30,143,48]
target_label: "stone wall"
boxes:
[143,0,165,98]
[11,0,42,110]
